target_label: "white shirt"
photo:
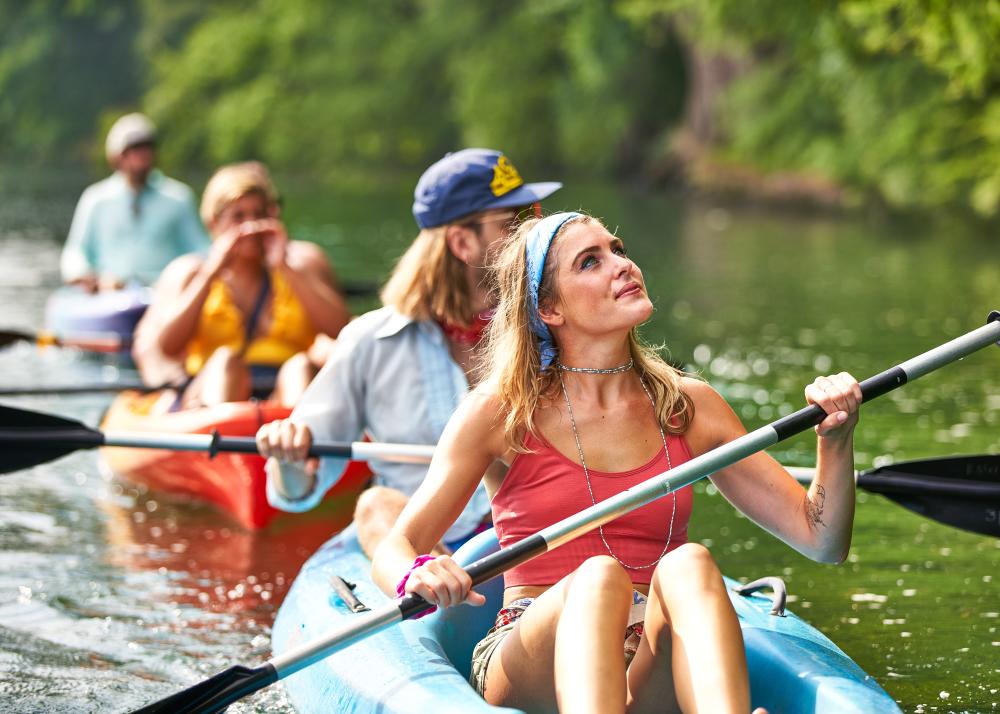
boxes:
[266,306,491,542]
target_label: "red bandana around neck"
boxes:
[438,310,495,346]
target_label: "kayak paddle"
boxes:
[1,404,994,535]
[0,283,379,352]
[0,327,130,353]
[0,403,433,474]
[131,313,1000,714]
[0,374,278,397]
[787,455,1000,537]
[0,383,162,396]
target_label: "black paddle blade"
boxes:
[0,328,37,349]
[132,663,277,714]
[859,455,1000,537]
[0,404,104,474]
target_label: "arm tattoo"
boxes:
[806,484,827,529]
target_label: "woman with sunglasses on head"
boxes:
[371,211,862,713]
[256,149,561,558]
[132,161,350,410]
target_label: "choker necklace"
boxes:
[558,372,676,571]
[558,358,634,375]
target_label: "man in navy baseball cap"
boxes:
[413,148,562,229]
[259,150,561,560]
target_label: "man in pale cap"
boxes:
[60,112,209,291]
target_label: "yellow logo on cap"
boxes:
[490,155,524,197]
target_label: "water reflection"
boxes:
[100,489,352,615]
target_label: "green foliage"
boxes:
[4,0,998,215]
[0,0,141,163]
[626,0,1000,215]
[139,0,683,176]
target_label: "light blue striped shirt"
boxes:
[61,170,209,286]
[266,306,491,542]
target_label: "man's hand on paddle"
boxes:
[256,418,313,463]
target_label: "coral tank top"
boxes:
[492,430,694,587]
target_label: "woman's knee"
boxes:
[207,345,244,370]
[271,352,317,406]
[354,486,406,522]
[278,351,313,376]
[200,346,249,385]
[569,555,632,596]
[654,543,724,594]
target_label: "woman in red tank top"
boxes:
[372,212,862,713]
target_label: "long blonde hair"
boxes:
[380,226,476,325]
[481,213,694,451]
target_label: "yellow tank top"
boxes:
[184,269,317,375]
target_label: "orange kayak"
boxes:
[100,390,370,530]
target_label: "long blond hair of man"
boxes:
[380,224,475,325]
[481,213,694,451]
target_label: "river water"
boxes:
[0,167,996,712]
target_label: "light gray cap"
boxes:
[105,113,156,161]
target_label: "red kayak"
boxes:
[100,391,370,530]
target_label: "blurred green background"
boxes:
[4,0,1000,216]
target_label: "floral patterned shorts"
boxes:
[469,591,648,697]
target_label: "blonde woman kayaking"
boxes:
[133,161,349,409]
[371,211,861,713]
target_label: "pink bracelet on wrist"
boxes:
[396,554,437,619]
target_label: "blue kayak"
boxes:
[272,525,901,713]
[45,284,150,346]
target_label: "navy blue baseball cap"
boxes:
[412,148,562,229]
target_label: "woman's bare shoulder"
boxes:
[679,376,743,452]
[157,253,204,289]
[465,381,506,421]
[680,375,725,408]
[447,382,509,454]
[286,240,330,268]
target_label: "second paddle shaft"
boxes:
[101,432,436,463]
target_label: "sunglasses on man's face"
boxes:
[469,203,543,233]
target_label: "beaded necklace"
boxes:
[557,369,677,570]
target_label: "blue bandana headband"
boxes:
[525,211,582,368]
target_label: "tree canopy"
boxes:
[138,0,683,177]
[625,0,1000,214]
[2,0,998,216]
